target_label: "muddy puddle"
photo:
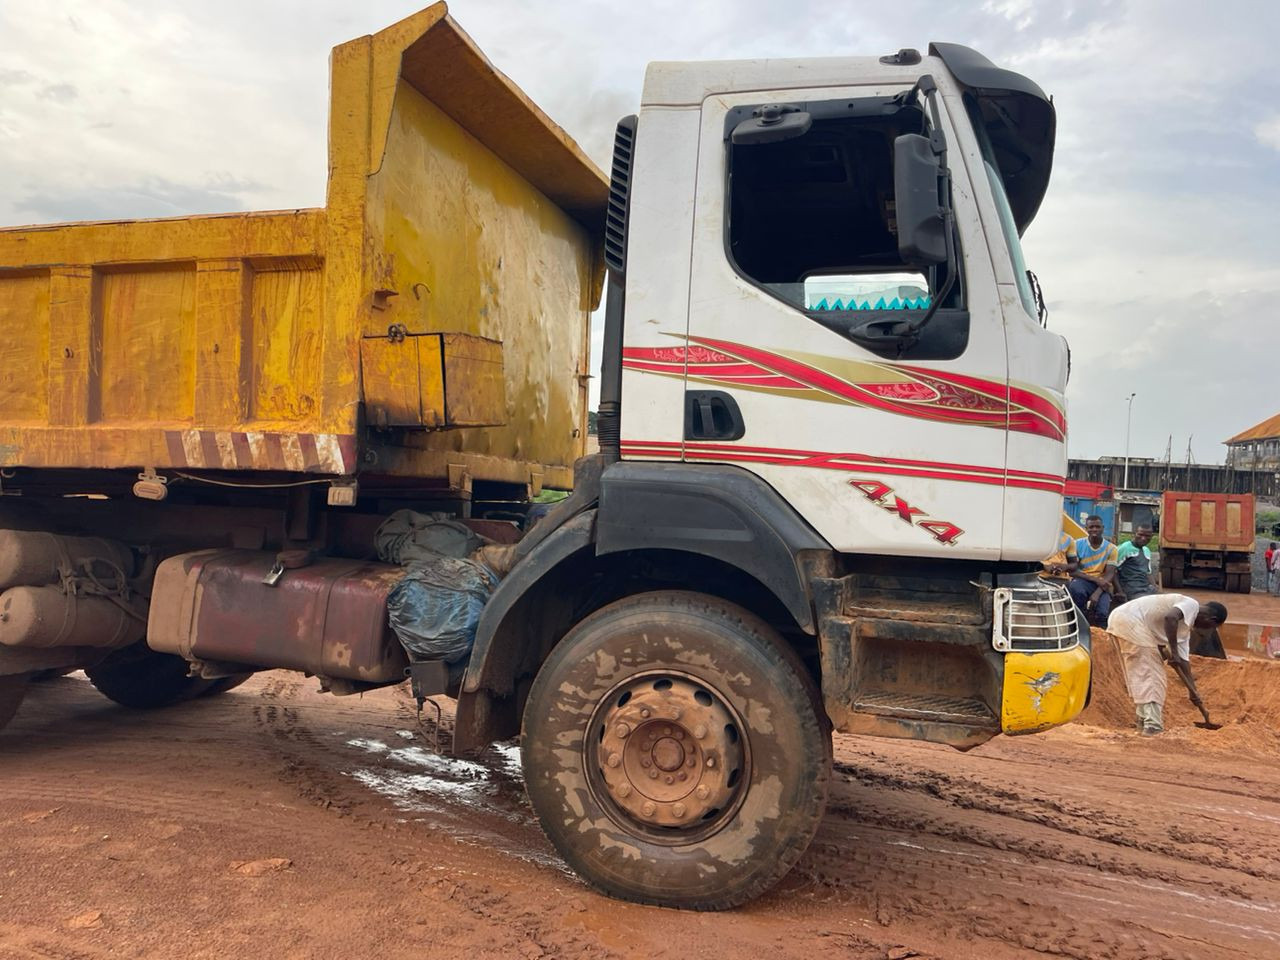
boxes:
[1217,621,1280,659]
[336,731,569,871]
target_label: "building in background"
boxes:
[1225,413,1280,471]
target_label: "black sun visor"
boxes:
[929,42,1055,233]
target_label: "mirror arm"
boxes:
[888,205,956,353]
[890,75,956,352]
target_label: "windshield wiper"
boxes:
[1027,269,1048,326]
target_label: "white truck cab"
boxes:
[498,44,1089,906]
[613,45,1067,562]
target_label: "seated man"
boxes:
[1041,527,1078,582]
[1114,525,1157,603]
[1069,515,1118,624]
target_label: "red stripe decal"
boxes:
[297,433,320,472]
[623,338,1067,443]
[199,431,221,470]
[337,435,357,475]
[165,431,186,466]
[619,440,1064,494]
[231,432,253,469]
[265,434,286,471]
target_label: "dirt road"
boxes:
[3,646,1280,960]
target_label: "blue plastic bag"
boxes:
[386,557,498,673]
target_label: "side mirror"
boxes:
[731,105,812,145]
[893,133,947,265]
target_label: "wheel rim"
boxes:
[585,670,750,845]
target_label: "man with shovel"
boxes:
[1106,594,1228,736]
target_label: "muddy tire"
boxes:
[521,591,831,910]
[0,673,31,731]
[86,641,211,709]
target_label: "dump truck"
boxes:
[0,4,1089,909]
[1159,491,1255,593]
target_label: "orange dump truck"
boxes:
[1159,492,1255,593]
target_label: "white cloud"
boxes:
[1256,115,1280,152]
[982,0,1036,30]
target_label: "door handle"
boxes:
[684,391,745,441]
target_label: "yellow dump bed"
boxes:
[0,4,606,490]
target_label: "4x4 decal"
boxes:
[848,479,965,545]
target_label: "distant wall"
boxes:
[1068,459,1278,500]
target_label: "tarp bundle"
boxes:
[376,511,499,678]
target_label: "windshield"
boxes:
[964,95,1037,320]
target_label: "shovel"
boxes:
[1171,658,1222,730]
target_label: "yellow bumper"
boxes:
[1000,645,1091,735]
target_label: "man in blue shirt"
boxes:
[1070,515,1119,624]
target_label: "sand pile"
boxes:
[1079,627,1280,754]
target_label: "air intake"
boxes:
[604,115,637,274]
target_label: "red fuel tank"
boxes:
[148,550,408,683]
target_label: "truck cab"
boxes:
[474,43,1089,908]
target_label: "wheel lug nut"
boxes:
[694,724,707,739]
[665,775,674,785]
[673,803,686,817]
[642,801,656,817]
[686,757,695,768]
[706,757,716,769]
[615,723,631,738]
[662,726,671,736]
[675,730,684,740]
[607,754,621,768]
[618,783,632,798]
[671,708,682,720]
[640,758,650,768]
[678,772,687,782]
[696,785,710,800]
[648,770,658,780]
[640,708,651,718]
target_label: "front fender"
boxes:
[462,510,596,697]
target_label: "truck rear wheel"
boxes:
[201,674,253,697]
[85,641,212,709]
[521,591,831,910]
[0,673,31,731]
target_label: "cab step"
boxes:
[853,691,998,728]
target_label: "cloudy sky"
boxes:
[2,0,1277,464]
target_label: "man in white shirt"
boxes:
[1105,594,1228,736]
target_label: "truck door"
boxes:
[656,83,1012,558]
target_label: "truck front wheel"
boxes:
[521,591,830,910]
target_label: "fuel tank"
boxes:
[148,550,408,683]
[0,530,136,591]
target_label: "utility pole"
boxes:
[1123,392,1137,490]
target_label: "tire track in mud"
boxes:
[7,674,1280,960]
[831,754,1280,885]
[799,737,1280,959]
